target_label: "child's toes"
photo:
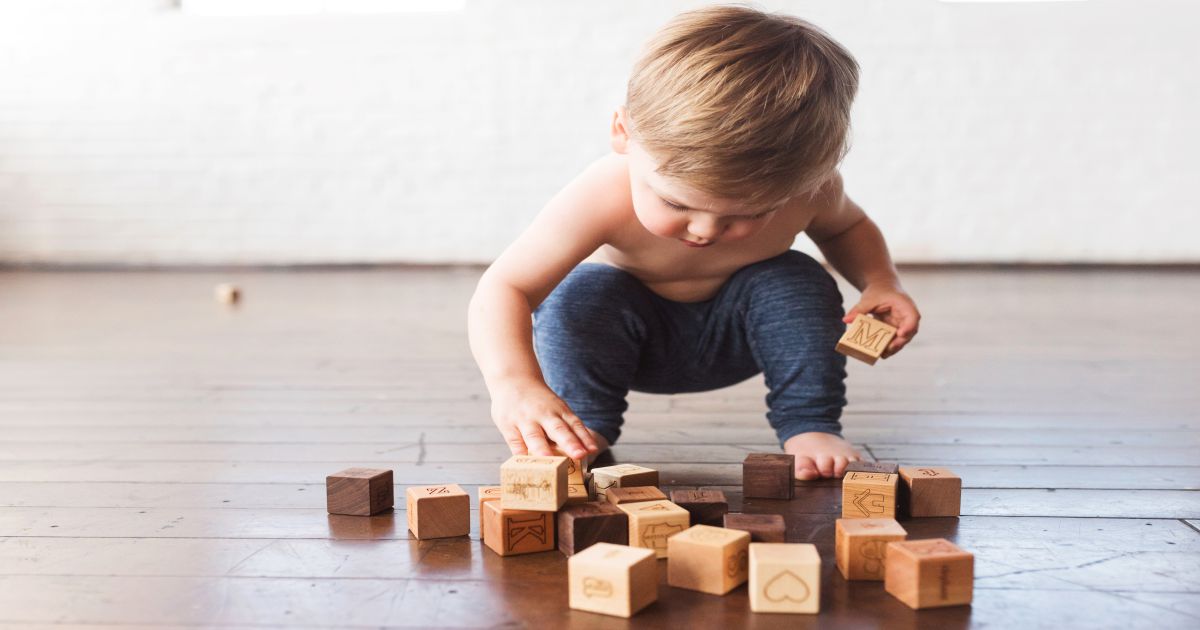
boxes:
[814,455,835,478]
[832,455,850,478]
[794,456,820,480]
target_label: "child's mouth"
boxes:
[680,239,713,248]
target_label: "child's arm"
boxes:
[468,155,628,459]
[804,172,921,358]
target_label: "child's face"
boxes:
[612,108,780,249]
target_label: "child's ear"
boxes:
[610,106,631,154]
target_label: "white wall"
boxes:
[0,0,1196,265]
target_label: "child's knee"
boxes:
[535,264,648,332]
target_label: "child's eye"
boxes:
[662,198,687,211]
[748,209,776,220]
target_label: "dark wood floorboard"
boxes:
[1,267,1198,628]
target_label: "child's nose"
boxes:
[688,218,723,240]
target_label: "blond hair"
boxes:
[626,4,859,207]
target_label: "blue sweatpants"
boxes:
[531,250,848,447]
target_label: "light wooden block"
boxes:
[550,445,587,485]
[748,543,821,614]
[723,513,786,543]
[565,483,590,505]
[590,464,659,501]
[499,455,569,511]
[481,500,555,556]
[835,518,907,580]
[885,538,974,609]
[667,525,751,595]
[836,313,897,365]
[557,501,628,556]
[325,468,393,516]
[477,485,502,541]
[568,542,658,618]
[845,461,899,475]
[670,489,729,526]
[406,484,469,539]
[616,499,690,558]
[605,486,667,505]
[743,453,794,499]
[899,467,962,517]
[841,471,899,519]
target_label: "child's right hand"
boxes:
[490,380,598,460]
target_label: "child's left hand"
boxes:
[842,283,921,359]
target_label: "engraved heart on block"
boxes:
[763,570,810,603]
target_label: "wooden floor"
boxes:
[1,267,1198,629]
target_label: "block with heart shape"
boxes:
[749,542,821,614]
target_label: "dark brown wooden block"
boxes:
[670,489,729,526]
[325,468,393,516]
[605,486,667,505]
[557,501,629,556]
[743,453,794,499]
[405,484,470,539]
[846,461,900,475]
[899,467,962,517]
[723,513,786,543]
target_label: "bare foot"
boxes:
[783,432,862,480]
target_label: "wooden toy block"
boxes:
[836,313,897,365]
[500,455,569,511]
[667,525,751,595]
[477,485,502,541]
[841,471,899,519]
[568,542,658,618]
[670,489,729,526]
[551,445,587,485]
[835,518,907,580]
[481,500,555,556]
[566,483,590,505]
[406,484,469,539]
[899,467,962,517]
[743,453,794,499]
[605,486,667,505]
[723,513,786,543]
[326,468,393,516]
[557,501,629,556]
[214,282,241,305]
[885,538,974,609]
[748,543,821,614]
[846,461,900,475]
[590,464,659,501]
[617,499,690,558]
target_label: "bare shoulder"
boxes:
[799,170,866,244]
[480,153,633,307]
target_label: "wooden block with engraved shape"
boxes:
[845,461,900,475]
[723,513,786,542]
[743,453,795,499]
[477,485,501,541]
[406,484,469,539]
[605,486,667,505]
[670,489,729,526]
[325,468,393,516]
[841,471,899,519]
[481,500,555,556]
[835,517,907,580]
[568,542,658,618]
[899,467,962,517]
[590,464,659,501]
[617,499,690,558]
[749,543,821,614]
[885,538,974,609]
[557,501,628,556]
[499,455,569,511]
[836,313,898,365]
[667,525,751,595]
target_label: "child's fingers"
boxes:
[542,418,587,459]
[500,425,529,456]
[519,423,555,456]
[562,413,600,452]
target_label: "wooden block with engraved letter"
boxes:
[836,313,898,365]
[835,518,907,580]
[500,455,569,511]
[670,489,729,526]
[557,501,629,556]
[899,467,962,517]
[405,484,469,539]
[723,513,786,543]
[325,468,393,516]
[590,464,659,501]
[667,525,751,595]
[841,471,899,519]
[885,538,974,609]
[743,453,795,499]
[606,486,667,505]
[568,542,658,618]
[477,485,501,542]
[617,499,690,558]
[481,500,555,556]
[748,543,821,614]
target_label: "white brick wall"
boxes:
[0,0,1196,265]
